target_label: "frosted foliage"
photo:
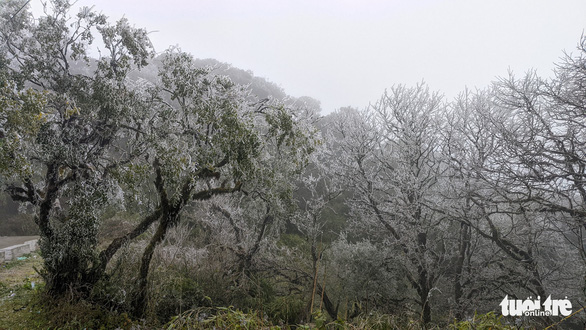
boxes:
[326,86,458,323]
[41,177,109,287]
[327,238,407,304]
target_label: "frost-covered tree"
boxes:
[443,72,586,323]
[0,1,316,309]
[481,41,586,309]
[124,51,316,313]
[330,85,453,323]
[1,0,155,294]
[440,88,549,316]
[291,140,346,320]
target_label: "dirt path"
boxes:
[0,236,39,249]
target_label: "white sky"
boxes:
[30,0,586,113]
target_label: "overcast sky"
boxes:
[31,0,586,113]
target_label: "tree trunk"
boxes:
[133,210,176,316]
[417,270,432,324]
[454,222,470,320]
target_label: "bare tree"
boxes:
[441,88,552,316]
[332,84,453,323]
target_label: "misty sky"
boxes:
[30,0,586,113]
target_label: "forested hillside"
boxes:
[0,1,585,328]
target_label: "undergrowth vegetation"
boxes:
[0,253,530,329]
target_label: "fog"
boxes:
[29,0,586,113]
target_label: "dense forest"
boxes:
[1,1,585,329]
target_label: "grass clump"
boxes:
[449,312,516,330]
[0,252,138,329]
[166,306,279,329]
